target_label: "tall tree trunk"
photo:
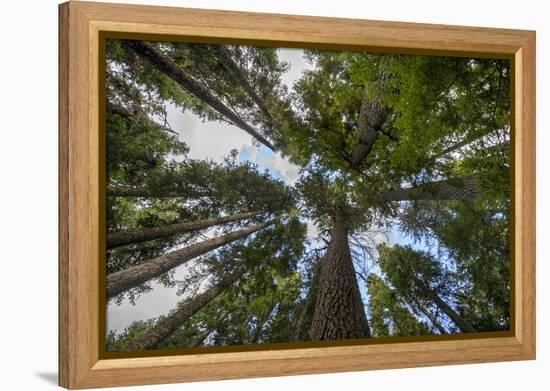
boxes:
[124,41,276,151]
[123,270,242,350]
[410,296,447,334]
[187,310,228,348]
[107,210,262,249]
[434,137,478,161]
[107,184,211,198]
[293,259,322,342]
[251,304,275,344]
[210,45,274,123]
[107,219,275,299]
[424,289,476,333]
[378,175,482,202]
[187,329,212,348]
[107,101,178,135]
[431,138,509,163]
[350,94,389,167]
[309,214,370,340]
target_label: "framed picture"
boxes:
[59,1,536,389]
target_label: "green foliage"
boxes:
[291,51,362,169]
[378,244,450,296]
[346,54,509,180]
[105,39,511,348]
[106,318,157,352]
[366,274,429,337]
[435,201,509,331]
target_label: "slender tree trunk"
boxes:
[107,219,275,299]
[107,101,178,135]
[107,210,262,249]
[124,40,276,151]
[432,138,509,162]
[434,137,478,160]
[410,296,447,334]
[424,290,476,333]
[251,304,275,344]
[293,259,322,342]
[350,94,389,167]
[187,329,212,348]
[123,270,242,350]
[309,214,370,340]
[210,45,274,123]
[187,310,228,348]
[107,184,211,198]
[378,175,482,202]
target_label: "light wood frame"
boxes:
[59,1,536,389]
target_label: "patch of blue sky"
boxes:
[388,222,440,258]
[238,149,252,162]
[238,147,279,181]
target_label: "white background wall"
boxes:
[0,0,546,389]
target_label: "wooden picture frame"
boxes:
[59,1,536,389]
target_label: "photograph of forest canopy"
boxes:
[104,38,511,352]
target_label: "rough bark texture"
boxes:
[378,175,482,202]
[211,45,274,123]
[106,219,274,299]
[107,210,262,249]
[123,270,241,350]
[350,95,389,167]
[425,289,477,333]
[125,40,276,151]
[309,214,370,340]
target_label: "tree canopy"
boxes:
[104,39,511,352]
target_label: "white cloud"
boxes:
[238,144,300,186]
[166,103,255,163]
[259,152,300,185]
[277,48,314,89]
[306,219,321,240]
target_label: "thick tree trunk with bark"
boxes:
[106,219,274,299]
[378,175,482,202]
[125,41,276,151]
[123,270,242,350]
[107,210,262,249]
[309,214,370,340]
[350,95,389,167]
[211,45,274,123]
[425,289,476,333]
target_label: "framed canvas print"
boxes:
[59,1,536,389]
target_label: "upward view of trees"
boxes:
[105,39,510,352]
